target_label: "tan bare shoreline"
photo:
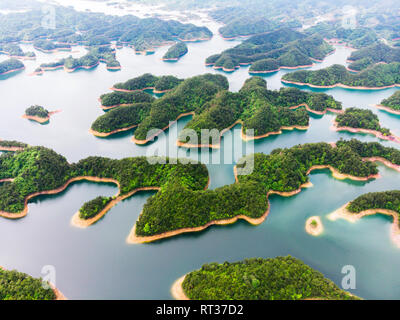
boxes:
[171,275,189,300]
[331,120,400,144]
[90,125,138,137]
[22,110,61,124]
[0,265,67,300]
[374,104,400,115]
[328,204,400,248]
[282,79,400,90]
[305,216,324,236]
[110,86,171,94]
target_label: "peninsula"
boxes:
[0,59,25,76]
[375,91,400,115]
[162,42,188,61]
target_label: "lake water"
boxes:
[1,3,400,299]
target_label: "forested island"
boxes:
[162,42,188,61]
[36,47,120,74]
[282,63,400,89]
[205,29,333,73]
[23,105,60,124]
[0,266,65,300]
[0,59,24,76]
[92,75,341,144]
[329,190,400,248]
[111,73,183,93]
[347,43,400,72]
[333,108,398,142]
[33,39,71,53]
[376,91,400,115]
[174,256,356,300]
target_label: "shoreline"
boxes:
[90,124,138,137]
[171,275,189,300]
[331,120,400,144]
[282,79,400,90]
[0,146,24,152]
[305,216,324,236]
[0,265,67,300]
[71,186,160,228]
[328,204,400,248]
[0,176,123,219]
[64,61,99,73]
[374,104,400,116]
[22,110,61,124]
[0,66,25,76]
[249,63,314,74]
[110,86,171,94]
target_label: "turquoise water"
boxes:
[1,14,400,299]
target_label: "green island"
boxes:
[162,42,188,61]
[377,91,400,114]
[92,75,341,144]
[334,108,393,139]
[177,256,356,300]
[282,63,400,89]
[79,196,113,220]
[99,91,155,109]
[0,267,57,300]
[111,73,183,93]
[1,139,399,242]
[347,43,400,72]
[0,43,35,59]
[205,28,333,72]
[24,105,49,119]
[33,39,71,53]
[0,58,24,76]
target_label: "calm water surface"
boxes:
[1,5,400,299]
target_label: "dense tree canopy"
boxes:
[163,42,188,60]
[182,256,356,300]
[380,91,400,111]
[0,58,24,75]
[25,105,49,118]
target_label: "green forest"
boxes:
[79,196,113,220]
[0,43,35,58]
[182,256,356,300]
[0,268,56,300]
[112,73,183,92]
[347,43,400,71]
[335,108,391,135]
[0,58,24,75]
[282,63,400,88]
[100,91,155,108]
[380,91,400,111]
[163,42,188,60]
[93,75,341,141]
[206,28,333,72]
[25,105,49,118]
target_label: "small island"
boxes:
[0,266,65,300]
[333,108,399,143]
[305,216,324,236]
[0,140,27,152]
[0,59,25,76]
[328,191,400,248]
[206,28,334,73]
[375,91,400,115]
[22,105,60,124]
[173,256,357,300]
[162,42,188,61]
[282,63,400,90]
[0,44,35,60]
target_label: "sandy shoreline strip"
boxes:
[328,204,400,248]
[171,275,189,300]
[374,104,400,115]
[305,216,324,236]
[22,110,61,124]
[90,125,138,137]
[282,79,400,90]
[331,120,400,144]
